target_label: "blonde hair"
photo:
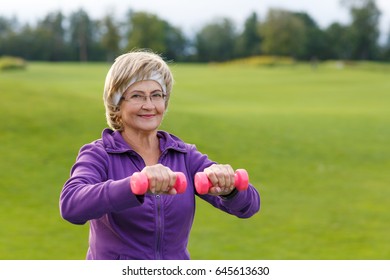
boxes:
[103,50,174,131]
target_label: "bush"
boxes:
[224,55,295,66]
[0,56,27,71]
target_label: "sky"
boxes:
[1,0,390,42]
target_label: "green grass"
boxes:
[0,61,389,259]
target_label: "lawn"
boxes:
[0,61,389,259]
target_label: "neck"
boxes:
[121,129,161,165]
[121,129,158,149]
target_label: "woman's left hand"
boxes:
[203,164,235,196]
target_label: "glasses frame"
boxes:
[120,92,167,105]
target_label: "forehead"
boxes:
[125,80,163,93]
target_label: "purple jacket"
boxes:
[60,128,260,259]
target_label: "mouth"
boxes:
[138,114,156,119]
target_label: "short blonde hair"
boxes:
[103,50,174,131]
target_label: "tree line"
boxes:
[1,0,390,62]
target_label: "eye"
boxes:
[151,92,164,99]
[130,94,145,100]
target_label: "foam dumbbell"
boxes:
[194,169,249,195]
[130,172,187,195]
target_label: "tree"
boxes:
[235,12,262,57]
[195,18,237,62]
[341,0,381,60]
[0,16,19,56]
[382,25,390,61]
[324,23,354,60]
[260,9,307,58]
[36,11,68,61]
[0,19,48,60]
[100,14,121,62]
[293,12,327,60]
[125,11,166,53]
[0,16,16,39]
[124,11,187,61]
[162,24,188,61]
[69,9,95,61]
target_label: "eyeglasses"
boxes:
[121,92,166,105]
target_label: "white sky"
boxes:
[1,0,390,41]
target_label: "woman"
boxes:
[60,50,260,260]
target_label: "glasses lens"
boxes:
[123,93,166,104]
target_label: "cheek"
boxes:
[119,104,135,116]
[155,103,167,115]
[117,107,133,125]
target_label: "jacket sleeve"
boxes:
[186,144,260,218]
[59,143,143,225]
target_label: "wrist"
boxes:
[220,188,238,200]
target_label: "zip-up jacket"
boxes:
[60,128,260,259]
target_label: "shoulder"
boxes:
[76,129,113,160]
[77,138,107,162]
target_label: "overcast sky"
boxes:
[1,0,390,41]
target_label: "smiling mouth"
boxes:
[139,114,155,118]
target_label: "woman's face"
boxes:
[119,80,166,134]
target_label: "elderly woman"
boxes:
[60,50,260,260]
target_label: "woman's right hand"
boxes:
[140,164,178,195]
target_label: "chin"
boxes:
[138,123,160,132]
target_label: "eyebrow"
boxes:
[128,89,164,94]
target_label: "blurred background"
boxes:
[1,0,389,260]
[1,0,390,63]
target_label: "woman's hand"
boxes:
[203,164,235,196]
[141,164,178,195]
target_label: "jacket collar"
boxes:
[101,128,187,154]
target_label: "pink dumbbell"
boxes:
[130,172,187,195]
[194,169,249,195]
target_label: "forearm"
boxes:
[60,176,143,224]
[200,183,260,218]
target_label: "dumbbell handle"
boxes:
[194,169,249,195]
[130,172,187,195]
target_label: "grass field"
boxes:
[0,61,389,260]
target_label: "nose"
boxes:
[141,96,155,108]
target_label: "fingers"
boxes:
[204,164,235,195]
[141,164,177,194]
[138,164,236,196]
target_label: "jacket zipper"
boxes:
[130,153,163,259]
[155,194,163,259]
[155,149,169,259]
[130,148,168,259]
